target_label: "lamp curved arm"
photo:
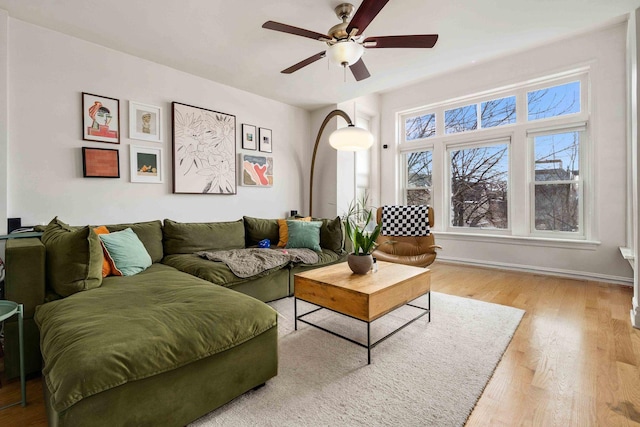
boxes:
[309,109,353,217]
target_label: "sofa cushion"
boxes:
[41,217,103,297]
[315,216,344,253]
[106,220,164,263]
[98,228,153,276]
[163,219,245,255]
[243,216,279,247]
[35,263,277,413]
[285,220,322,251]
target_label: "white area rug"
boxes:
[192,292,524,427]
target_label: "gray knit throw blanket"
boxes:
[196,248,319,278]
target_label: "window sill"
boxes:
[434,231,600,250]
[619,247,635,269]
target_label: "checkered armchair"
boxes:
[372,205,442,268]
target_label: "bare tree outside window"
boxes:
[481,96,516,128]
[450,144,509,228]
[528,81,580,121]
[406,150,432,205]
[445,105,477,134]
[405,113,435,141]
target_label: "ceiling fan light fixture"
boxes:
[329,124,373,151]
[327,41,364,67]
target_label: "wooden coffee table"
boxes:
[294,260,431,364]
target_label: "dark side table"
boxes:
[0,300,26,409]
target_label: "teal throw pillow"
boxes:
[98,228,152,276]
[285,220,322,252]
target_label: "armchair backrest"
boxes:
[373,206,438,267]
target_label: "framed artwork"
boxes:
[242,124,257,150]
[259,127,272,153]
[82,92,120,143]
[130,145,163,184]
[82,147,120,178]
[241,154,273,187]
[129,101,162,142]
[172,102,236,194]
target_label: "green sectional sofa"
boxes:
[3,216,346,426]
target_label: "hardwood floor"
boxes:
[0,262,638,426]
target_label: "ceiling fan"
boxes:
[262,0,438,81]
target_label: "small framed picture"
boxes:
[82,92,120,144]
[130,145,163,183]
[241,154,273,187]
[242,124,257,150]
[82,147,120,178]
[129,101,162,142]
[259,127,272,153]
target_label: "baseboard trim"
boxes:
[436,256,633,286]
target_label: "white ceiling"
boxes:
[1,0,639,110]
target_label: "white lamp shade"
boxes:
[329,125,374,151]
[327,41,364,66]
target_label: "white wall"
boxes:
[380,21,634,283]
[5,18,310,227]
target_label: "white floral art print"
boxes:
[172,102,236,194]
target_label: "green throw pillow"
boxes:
[98,228,152,276]
[41,217,103,297]
[285,220,322,251]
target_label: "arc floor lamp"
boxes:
[309,109,373,216]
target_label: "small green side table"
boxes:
[0,300,26,409]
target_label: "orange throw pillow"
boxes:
[277,217,311,247]
[92,226,122,277]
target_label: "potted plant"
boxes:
[343,194,383,274]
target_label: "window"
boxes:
[405,150,432,205]
[532,130,582,232]
[398,70,589,240]
[445,105,477,134]
[405,113,435,141]
[450,142,509,229]
[527,81,580,121]
[481,96,516,128]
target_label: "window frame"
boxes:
[527,123,588,238]
[445,137,512,234]
[403,149,434,206]
[397,69,591,241]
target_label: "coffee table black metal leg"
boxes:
[367,322,371,365]
[294,297,298,331]
[428,291,431,322]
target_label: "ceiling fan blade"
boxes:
[281,51,327,74]
[349,58,371,81]
[364,35,439,49]
[346,0,390,36]
[262,21,331,41]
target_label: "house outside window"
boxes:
[398,70,589,240]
